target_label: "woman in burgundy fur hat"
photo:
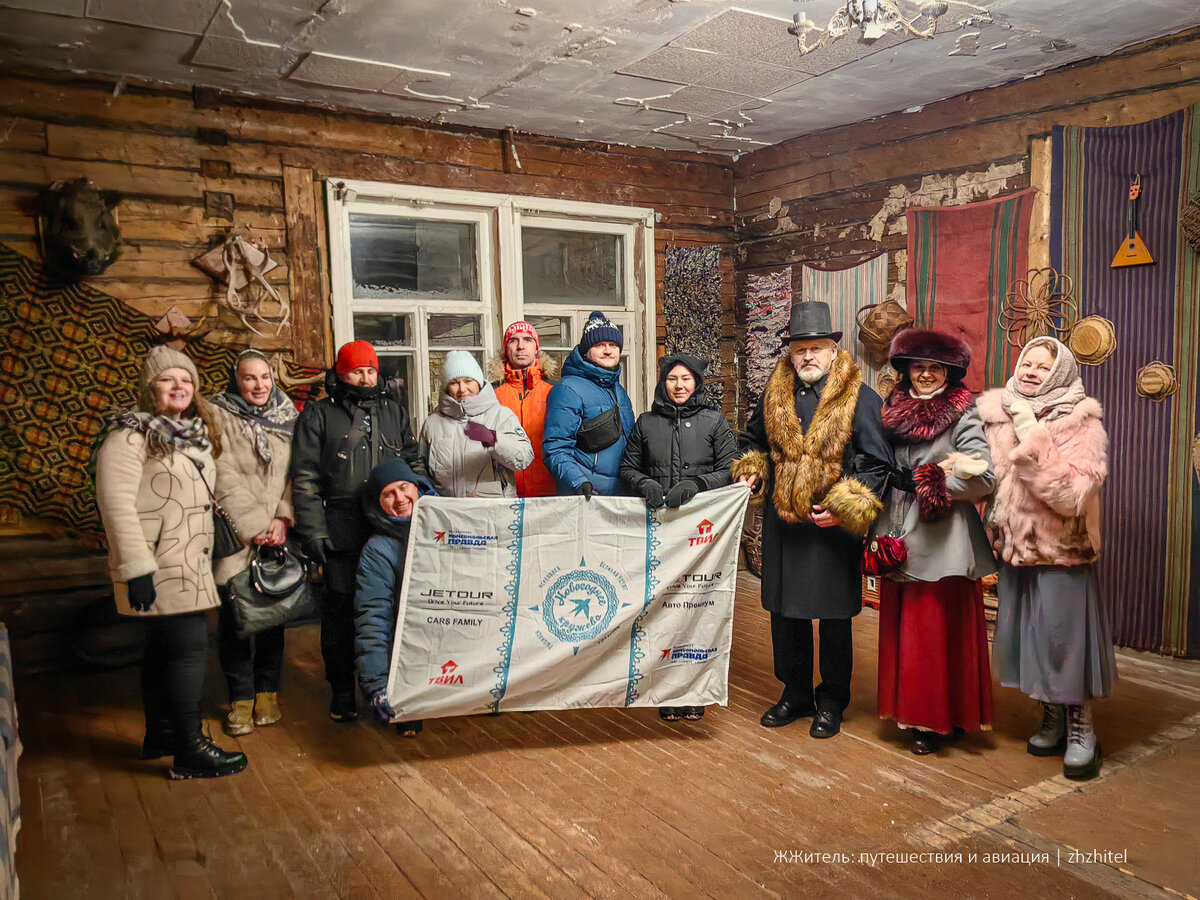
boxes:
[874,328,998,755]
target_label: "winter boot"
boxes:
[253,692,281,726]
[1026,702,1066,757]
[169,730,248,780]
[140,717,175,760]
[223,700,255,737]
[1063,702,1101,780]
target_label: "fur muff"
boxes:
[977,389,1107,566]
[821,477,883,537]
[912,462,951,522]
[761,350,874,526]
[731,449,768,485]
[889,328,972,376]
[881,385,973,444]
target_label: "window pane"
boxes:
[427,314,482,347]
[353,313,412,348]
[378,354,414,408]
[349,214,478,301]
[428,350,485,411]
[525,314,572,348]
[522,228,623,306]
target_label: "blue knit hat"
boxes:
[441,350,485,389]
[579,311,623,354]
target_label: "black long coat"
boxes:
[619,357,737,495]
[740,371,892,619]
[289,371,424,591]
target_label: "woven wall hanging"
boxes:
[1000,267,1078,347]
[1135,361,1179,402]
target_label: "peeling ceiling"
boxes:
[0,0,1197,155]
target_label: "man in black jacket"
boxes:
[289,340,425,721]
[733,302,893,739]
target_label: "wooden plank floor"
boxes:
[14,572,1200,899]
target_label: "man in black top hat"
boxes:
[733,301,893,738]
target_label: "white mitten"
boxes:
[1009,399,1039,440]
[952,453,989,479]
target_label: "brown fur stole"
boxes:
[881,385,973,444]
[753,351,870,526]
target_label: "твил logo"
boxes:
[689,519,717,547]
[429,659,464,686]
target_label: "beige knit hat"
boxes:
[139,344,200,391]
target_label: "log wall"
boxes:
[733,27,1200,320]
[0,70,735,670]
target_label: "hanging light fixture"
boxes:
[789,0,948,55]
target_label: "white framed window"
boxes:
[327,180,655,430]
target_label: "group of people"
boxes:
[733,301,1113,780]
[93,299,1115,783]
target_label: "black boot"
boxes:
[140,720,175,760]
[169,730,248,780]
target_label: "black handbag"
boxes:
[183,453,243,561]
[576,402,623,453]
[226,545,318,638]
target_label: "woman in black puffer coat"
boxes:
[620,352,737,721]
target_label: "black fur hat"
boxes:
[888,328,972,383]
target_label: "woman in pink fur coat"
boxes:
[977,336,1115,780]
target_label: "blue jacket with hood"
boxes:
[353,458,436,699]
[542,347,636,496]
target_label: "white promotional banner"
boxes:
[386,483,751,720]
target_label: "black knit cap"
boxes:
[578,311,623,354]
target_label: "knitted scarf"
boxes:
[103,412,211,458]
[1001,336,1088,422]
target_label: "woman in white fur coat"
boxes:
[94,344,247,780]
[210,349,297,738]
[421,350,533,498]
[977,336,1115,781]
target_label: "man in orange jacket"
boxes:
[491,321,557,496]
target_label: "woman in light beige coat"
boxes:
[210,349,297,737]
[94,344,247,779]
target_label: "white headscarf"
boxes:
[1001,336,1088,421]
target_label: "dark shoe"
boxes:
[809,708,842,739]
[396,720,423,738]
[169,736,248,780]
[140,730,175,760]
[912,730,942,755]
[659,707,680,721]
[680,706,705,721]
[760,697,815,728]
[329,691,358,722]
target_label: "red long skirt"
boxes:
[877,577,994,735]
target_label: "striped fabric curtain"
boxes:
[1050,105,1200,658]
[800,253,890,390]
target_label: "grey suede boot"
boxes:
[1026,702,1067,757]
[1063,702,1101,780]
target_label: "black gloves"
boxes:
[126,573,156,612]
[890,466,916,494]
[303,537,334,567]
[577,482,594,500]
[640,481,665,508]
[665,479,700,508]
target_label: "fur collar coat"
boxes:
[977,389,1108,567]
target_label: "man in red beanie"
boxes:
[491,321,557,497]
[289,339,424,722]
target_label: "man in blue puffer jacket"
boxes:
[543,311,637,497]
[353,457,436,737]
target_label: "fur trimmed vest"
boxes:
[977,389,1107,567]
[733,351,882,537]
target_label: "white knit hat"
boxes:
[441,350,485,389]
[140,344,200,391]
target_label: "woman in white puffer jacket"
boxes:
[421,350,533,498]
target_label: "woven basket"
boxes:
[1135,361,1179,402]
[1182,193,1200,254]
[1068,315,1116,366]
[856,300,914,365]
